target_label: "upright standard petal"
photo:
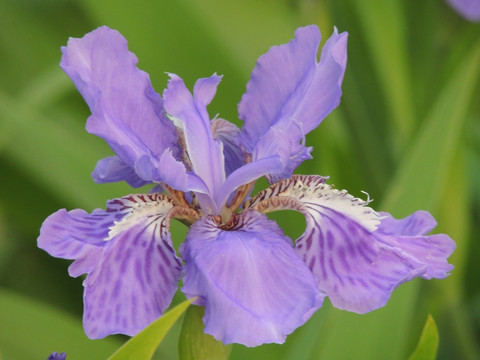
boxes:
[446,0,480,21]
[38,194,182,338]
[246,175,455,314]
[211,118,245,177]
[163,74,226,210]
[237,26,347,179]
[180,211,324,347]
[61,26,179,179]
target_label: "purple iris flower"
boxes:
[38,25,455,347]
[446,0,480,21]
[47,352,66,360]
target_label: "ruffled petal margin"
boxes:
[61,26,180,181]
[180,211,324,347]
[38,194,182,338]
[237,26,347,179]
[246,175,455,314]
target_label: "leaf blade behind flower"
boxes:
[408,315,439,360]
[108,298,194,360]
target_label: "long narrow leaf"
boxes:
[108,299,193,360]
[382,41,480,214]
[349,0,415,143]
[408,315,439,360]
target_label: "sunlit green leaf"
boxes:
[179,305,232,360]
[108,298,193,360]
[408,315,439,360]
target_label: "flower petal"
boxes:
[163,74,226,206]
[61,26,179,177]
[92,156,151,187]
[246,175,455,314]
[446,0,480,22]
[38,194,182,338]
[211,118,245,177]
[180,211,324,347]
[215,155,284,210]
[237,26,347,178]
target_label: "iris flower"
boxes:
[38,25,455,347]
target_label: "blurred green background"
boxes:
[0,0,479,359]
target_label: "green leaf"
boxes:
[0,288,121,360]
[408,315,439,360]
[349,0,415,144]
[179,305,232,360]
[108,298,194,360]
[382,41,480,215]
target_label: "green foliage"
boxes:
[408,315,439,360]
[178,305,232,360]
[108,299,193,360]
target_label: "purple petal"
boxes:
[211,118,245,176]
[252,127,313,184]
[92,156,151,187]
[180,211,324,347]
[446,0,480,21]
[135,151,216,212]
[213,127,291,209]
[237,26,347,178]
[47,352,67,360]
[215,155,284,210]
[61,26,179,175]
[247,175,455,314]
[375,211,455,280]
[38,194,182,338]
[163,74,225,205]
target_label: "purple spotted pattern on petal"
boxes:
[246,175,455,314]
[39,194,182,338]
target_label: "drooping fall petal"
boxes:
[180,211,324,347]
[38,194,182,338]
[247,175,455,313]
